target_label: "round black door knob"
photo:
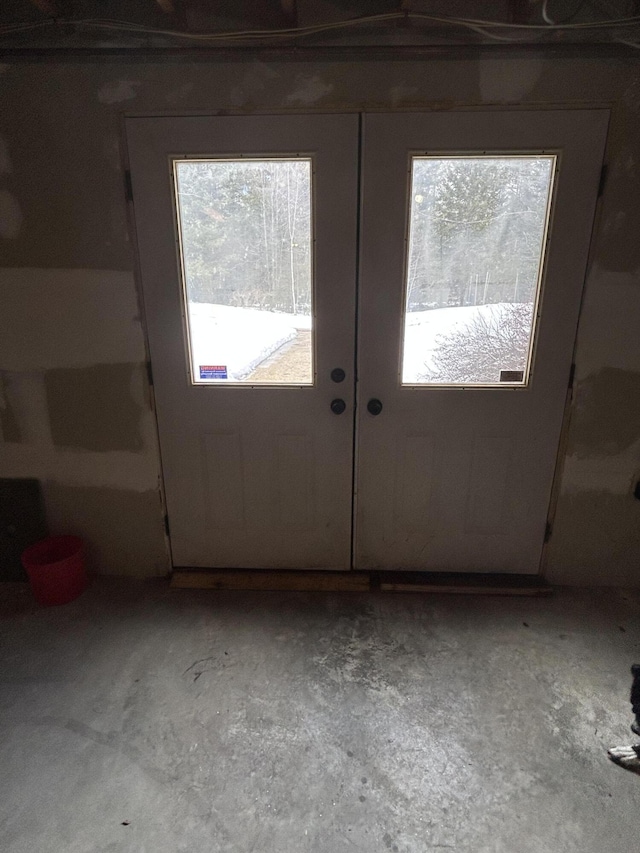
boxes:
[330,398,347,415]
[367,398,383,416]
[331,368,346,383]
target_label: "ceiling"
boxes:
[1,0,640,54]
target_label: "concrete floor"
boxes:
[1,581,639,853]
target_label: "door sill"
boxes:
[170,568,552,596]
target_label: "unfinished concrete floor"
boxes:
[1,580,639,852]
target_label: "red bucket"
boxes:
[21,536,87,606]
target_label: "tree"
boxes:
[407,157,552,311]
[420,303,534,384]
[174,159,312,315]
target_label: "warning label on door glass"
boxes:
[199,365,228,379]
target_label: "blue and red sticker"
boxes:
[199,365,228,380]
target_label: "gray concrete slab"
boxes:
[1,580,639,852]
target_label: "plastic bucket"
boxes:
[21,536,87,606]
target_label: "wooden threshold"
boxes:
[171,569,370,592]
[171,569,552,596]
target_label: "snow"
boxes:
[265,311,312,331]
[186,299,525,384]
[403,302,526,383]
[188,302,312,381]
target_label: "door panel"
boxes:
[126,115,359,569]
[355,111,609,573]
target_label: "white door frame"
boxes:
[126,109,608,574]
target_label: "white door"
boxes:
[126,115,359,569]
[355,111,608,573]
[127,110,607,574]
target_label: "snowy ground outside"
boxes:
[188,302,311,381]
[402,302,529,382]
[187,301,528,383]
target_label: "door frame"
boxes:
[121,107,609,576]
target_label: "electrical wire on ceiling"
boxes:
[1,9,640,46]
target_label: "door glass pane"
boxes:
[402,155,555,386]
[174,158,313,385]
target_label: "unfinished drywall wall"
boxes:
[0,371,21,443]
[45,364,144,453]
[43,483,168,577]
[0,268,166,577]
[1,54,639,583]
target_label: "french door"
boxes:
[126,115,358,569]
[126,109,608,573]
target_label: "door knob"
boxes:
[367,398,383,416]
[331,398,346,415]
[331,368,346,383]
